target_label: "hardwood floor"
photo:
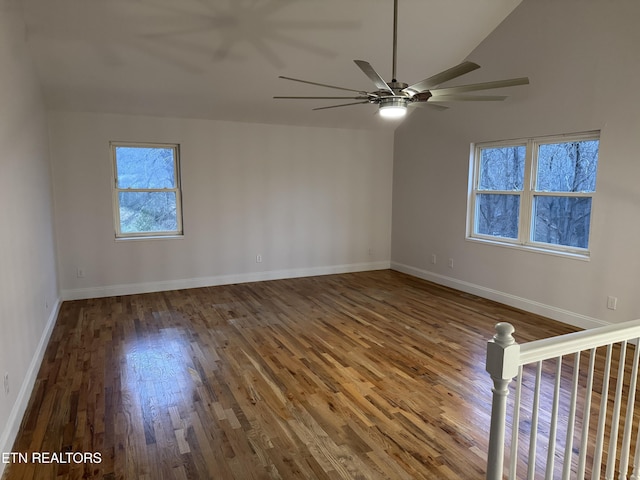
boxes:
[4,270,578,480]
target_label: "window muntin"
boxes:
[111,142,183,238]
[468,132,599,256]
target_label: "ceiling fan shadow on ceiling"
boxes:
[274,0,529,120]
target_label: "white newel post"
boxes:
[486,322,521,480]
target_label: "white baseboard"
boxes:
[0,298,61,478]
[391,262,608,331]
[62,261,391,300]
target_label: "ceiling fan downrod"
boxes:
[392,0,399,82]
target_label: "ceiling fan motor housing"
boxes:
[387,81,409,94]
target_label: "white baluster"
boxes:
[592,344,613,480]
[630,345,640,480]
[606,341,627,480]
[620,341,640,480]
[546,356,563,479]
[486,323,521,480]
[576,348,596,480]
[562,352,581,480]
[527,361,542,480]
[631,415,640,480]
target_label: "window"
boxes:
[111,142,183,238]
[468,132,599,256]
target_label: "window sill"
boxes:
[115,234,184,242]
[466,236,591,261]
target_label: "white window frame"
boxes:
[467,131,599,258]
[110,141,183,239]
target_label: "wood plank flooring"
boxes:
[3,270,579,479]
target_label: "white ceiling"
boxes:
[20,0,522,129]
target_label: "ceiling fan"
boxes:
[274,0,529,119]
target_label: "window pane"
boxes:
[478,145,526,191]
[115,146,176,189]
[532,196,591,248]
[118,192,177,233]
[475,193,520,239]
[536,140,599,192]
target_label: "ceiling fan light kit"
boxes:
[378,97,408,119]
[275,0,529,120]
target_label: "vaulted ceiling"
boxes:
[20,0,522,129]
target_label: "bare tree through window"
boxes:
[111,143,183,237]
[469,133,599,254]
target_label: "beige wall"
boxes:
[49,112,394,298]
[0,5,58,467]
[392,0,640,328]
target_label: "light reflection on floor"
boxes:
[122,327,195,412]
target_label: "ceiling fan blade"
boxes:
[403,61,481,95]
[312,101,371,111]
[353,60,394,94]
[429,94,508,102]
[274,96,371,100]
[278,76,370,95]
[430,77,530,96]
[412,102,449,110]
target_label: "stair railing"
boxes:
[486,319,640,480]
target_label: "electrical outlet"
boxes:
[3,372,9,396]
[76,267,85,278]
[256,254,262,263]
[431,254,437,264]
[448,258,454,269]
[607,296,618,310]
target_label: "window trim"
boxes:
[110,141,184,239]
[467,131,600,258]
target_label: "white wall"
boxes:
[49,112,394,299]
[0,4,59,472]
[392,0,640,328]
